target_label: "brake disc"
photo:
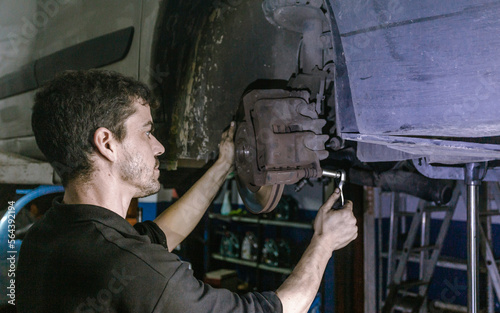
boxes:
[235,180,285,214]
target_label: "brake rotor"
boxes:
[235,120,285,214]
[235,179,285,214]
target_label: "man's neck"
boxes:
[62,176,133,219]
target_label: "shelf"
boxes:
[212,253,293,274]
[209,213,313,229]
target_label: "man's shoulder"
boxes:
[17,218,173,313]
[92,221,182,278]
[21,211,181,280]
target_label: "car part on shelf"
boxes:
[277,239,291,268]
[235,89,328,214]
[262,238,279,267]
[219,231,240,258]
[241,232,258,261]
[274,195,299,221]
[261,238,291,268]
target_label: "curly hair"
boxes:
[32,69,158,186]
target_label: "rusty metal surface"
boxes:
[231,1,335,213]
[235,89,328,213]
[235,182,285,214]
[263,0,329,74]
[153,0,301,168]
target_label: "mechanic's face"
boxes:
[118,99,165,198]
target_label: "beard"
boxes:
[119,149,161,198]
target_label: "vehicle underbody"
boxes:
[153,0,500,212]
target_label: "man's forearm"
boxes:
[276,237,332,313]
[154,159,231,251]
[277,192,358,313]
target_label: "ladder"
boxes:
[382,186,461,313]
[479,182,500,313]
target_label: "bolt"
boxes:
[326,137,342,150]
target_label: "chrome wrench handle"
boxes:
[322,169,346,206]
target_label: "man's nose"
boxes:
[152,136,165,156]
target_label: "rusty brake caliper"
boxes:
[235,89,329,213]
[235,0,338,213]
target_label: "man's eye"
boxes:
[146,131,152,137]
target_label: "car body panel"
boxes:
[334,0,500,138]
[0,0,146,184]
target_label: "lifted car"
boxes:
[0,0,499,212]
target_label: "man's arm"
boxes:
[277,189,358,313]
[154,123,235,251]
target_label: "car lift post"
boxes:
[465,162,487,313]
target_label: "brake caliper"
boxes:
[235,89,328,213]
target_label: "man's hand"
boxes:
[217,121,235,172]
[277,191,357,313]
[312,188,358,252]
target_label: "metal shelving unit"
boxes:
[206,211,314,289]
[208,213,313,229]
[211,253,293,274]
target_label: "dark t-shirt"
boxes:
[17,198,282,313]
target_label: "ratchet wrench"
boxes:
[322,169,346,207]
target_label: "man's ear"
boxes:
[93,127,118,162]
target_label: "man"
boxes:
[18,70,358,313]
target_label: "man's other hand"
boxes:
[313,189,358,252]
[218,121,235,171]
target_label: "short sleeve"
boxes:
[153,260,284,312]
[134,220,168,249]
